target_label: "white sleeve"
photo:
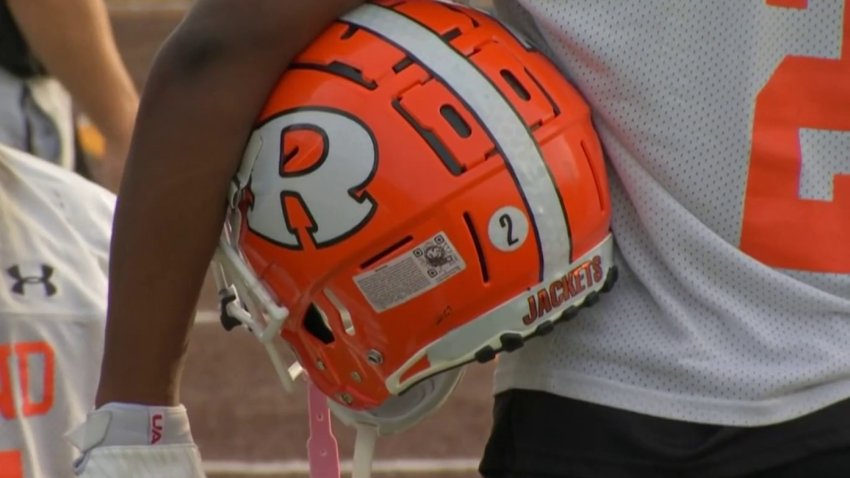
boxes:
[62,176,116,276]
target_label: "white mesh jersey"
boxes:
[0,144,114,477]
[492,0,850,426]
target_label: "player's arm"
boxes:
[7,0,138,190]
[95,0,366,408]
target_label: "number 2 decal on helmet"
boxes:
[245,107,378,249]
[488,206,529,252]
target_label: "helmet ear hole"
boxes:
[303,304,335,344]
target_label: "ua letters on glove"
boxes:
[65,402,205,477]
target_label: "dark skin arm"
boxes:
[95,0,366,407]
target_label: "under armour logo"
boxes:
[7,264,57,297]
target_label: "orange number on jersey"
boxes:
[0,345,14,419]
[0,450,23,478]
[15,343,55,417]
[741,1,850,272]
[0,342,55,420]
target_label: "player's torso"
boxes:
[0,147,110,477]
[493,0,850,425]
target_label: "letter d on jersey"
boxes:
[246,108,378,249]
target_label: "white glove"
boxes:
[65,402,205,478]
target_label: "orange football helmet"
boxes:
[214,0,615,434]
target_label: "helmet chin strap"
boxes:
[307,382,342,478]
[307,368,465,478]
[352,425,378,478]
[307,382,378,478]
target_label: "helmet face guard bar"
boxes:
[213,218,302,393]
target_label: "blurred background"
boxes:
[102,1,497,477]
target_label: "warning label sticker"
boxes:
[354,232,466,312]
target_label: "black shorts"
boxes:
[479,389,850,478]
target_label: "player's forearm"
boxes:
[95,0,366,407]
[7,0,138,146]
[95,34,271,407]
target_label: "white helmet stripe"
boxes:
[342,4,572,278]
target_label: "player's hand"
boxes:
[65,402,205,477]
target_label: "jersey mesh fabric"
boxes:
[0,144,114,477]
[491,0,850,426]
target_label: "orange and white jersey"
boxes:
[0,144,113,477]
[493,0,850,426]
